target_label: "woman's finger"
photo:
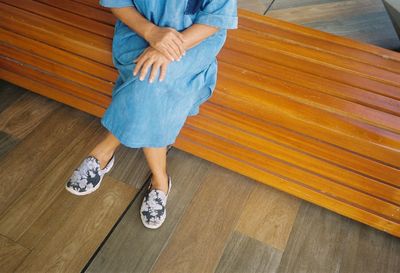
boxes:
[133,56,145,76]
[176,32,185,45]
[171,37,185,57]
[159,44,174,61]
[165,42,180,60]
[139,58,153,81]
[149,62,161,84]
[159,63,168,82]
[133,53,143,64]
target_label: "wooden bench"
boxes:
[1,0,399,237]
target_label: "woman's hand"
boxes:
[144,25,186,62]
[133,46,172,83]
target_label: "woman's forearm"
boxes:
[110,7,219,53]
[110,7,156,41]
[180,24,220,50]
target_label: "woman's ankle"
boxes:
[150,172,169,193]
[89,150,115,169]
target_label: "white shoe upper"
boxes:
[140,175,172,229]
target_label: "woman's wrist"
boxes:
[143,24,158,42]
[180,24,219,51]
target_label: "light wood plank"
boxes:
[149,163,254,273]
[0,105,94,218]
[0,86,59,141]
[85,148,209,273]
[0,117,108,242]
[236,183,301,251]
[13,176,136,273]
[0,234,30,273]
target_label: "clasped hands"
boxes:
[133,25,186,83]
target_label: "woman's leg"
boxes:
[142,147,169,194]
[88,132,121,169]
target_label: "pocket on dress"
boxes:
[184,0,202,15]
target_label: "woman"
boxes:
[65,0,238,229]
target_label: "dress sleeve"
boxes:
[193,0,238,29]
[99,0,135,8]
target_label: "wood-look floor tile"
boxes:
[107,145,153,189]
[267,0,400,49]
[0,130,18,161]
[270,0,339,10]
[277,201,400,273]
[268,0,380,24]
[337,222,400,273]
[0,88,60,140]
[13,175,136,273]
[236,182,301,251]
[0,79,25,113]
[149,163,254,273]
[0,84,59,159]
[214,230,282,273]
[0,234,30,273]
[238,0,268,14]
[0,106,95,218]
[0,117,108,242]
[303,9,400,49]
[85,148,210,273]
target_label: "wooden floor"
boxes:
[0,80,399,272]
[239,0,400,50]
[1,0,400,272]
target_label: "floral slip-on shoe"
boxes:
[65,153,115,196]
[140,174,172,229]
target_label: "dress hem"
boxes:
[100,118,176,148]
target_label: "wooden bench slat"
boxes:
[73,0,110,11]
[175,128,400,237]
[0,2,112,66]
[199,103,400,187]
[0,28,117,83]
[219,50,400,116]
[35,0,115,25]
[0,69,105,116]
[1,58,110,109]
[218,61,400,132]
[3,0,115,36]
[0,43,113,97]
[225,38,400,100]
[217,74,400,146]
[213,81,400,167]
[186,114,400,222]
[234,29,400,86]
[238,9,400,63]
[238,17,400,75]
[189,110,400,207]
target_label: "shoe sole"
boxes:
[65,154,115,196]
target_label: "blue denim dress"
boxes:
[99,0,238,148]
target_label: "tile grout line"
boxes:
[81,145,174,272]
